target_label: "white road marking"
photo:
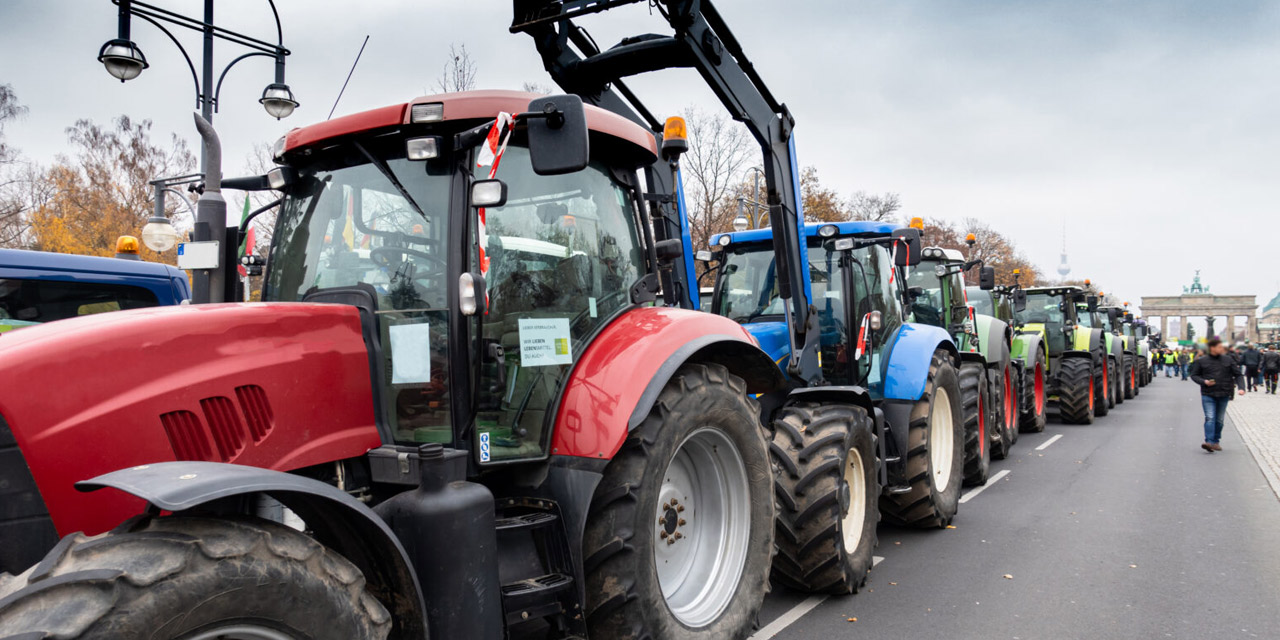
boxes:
[750,557,884,639]
[959,469,1011,504]
[1036,434,1065,451]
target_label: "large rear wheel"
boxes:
[583,363,772,639]
[1094,355,1112,417]
[1019,349,1048,433]
[1058,357,1095,425]
[991,366,1017,460]
[960,362,991,487]
[1125,355,1138,398]
[771,402,880,594]
[880,350,965,528]
[0,516,391,639]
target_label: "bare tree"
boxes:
[681,108,753,251]
[0,84,32,247]
[847,190,901,222]
[521,81,553,94]
[436,43,478,93]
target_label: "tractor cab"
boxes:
[706,221,911,395]
[906,247,995,352]
[262,91,658,463]
[1017,286,1087,356]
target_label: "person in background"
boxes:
[1153,349,1163,376]
[1189,337,1245,452]
[1177,349,1191,381]
[1263,347,1280,395]
[1165,349,1177,377]
[1242,343,1262,393]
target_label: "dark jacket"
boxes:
[1263,351,1280,373]
[1242,348,1262,367]
[1189,353,1245,397]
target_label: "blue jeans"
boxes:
[1181,364,1189,380]
[1201,395,1230,444]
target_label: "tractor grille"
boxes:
[201,396,247,461]
[160,410,214,461]
[161,388,275,463]
[235,385,274,443]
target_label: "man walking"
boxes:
[1189,338,1245,452]
[1242,343,1262,393]
[1164,349,1177,377]
[1263,347,1280,395]
[1177,349,1191,381]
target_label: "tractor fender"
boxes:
[975,315,1012,375]
[76,461,427,640]
[784,385,875,417]
[1012,332,1046,375]
[882,323,958,402]
[552,307,784,460]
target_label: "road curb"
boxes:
[1227,404,1280,502]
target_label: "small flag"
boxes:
[237,197,254,277]
[475,112,514,311]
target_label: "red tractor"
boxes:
[0,85,791,637]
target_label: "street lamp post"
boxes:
[732,166,767,231]
[142,173,203,254]
[98,0,297,302]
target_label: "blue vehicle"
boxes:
[703,219,965,593]
[0,248,190,333]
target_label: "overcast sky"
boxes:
[3,0,1278,326]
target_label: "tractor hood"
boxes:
[0,303,382,537]
[744,321,789,369]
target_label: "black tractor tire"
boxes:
[0,515,391,639]
[1115,355,1129,404]
[583,363,773,639]
[1126,355,1139,398]
[1093,355,1111,417]
[991,366,1017,460]
[960,362,991,487]
[1020,349,1048,433]
[771,402,880,594]
[1058,357,1096,425]
[880,350,965,528]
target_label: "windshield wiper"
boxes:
[353,141,427,219]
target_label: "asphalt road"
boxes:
[755,376,1280,639]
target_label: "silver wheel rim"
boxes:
[184,625,296,640]
[930,387,955,493]
[654,427,751,628]
[841,449,867,554]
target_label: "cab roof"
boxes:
[0,248,186,280]
[920,247,965,262]
[1024,285,1085,297]
[283,89,658,162]
[710,220,895,247]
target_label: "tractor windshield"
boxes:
[966,287,994,317]
[265,143,455,444]
[906,266,946,327]
[715,241,844,326]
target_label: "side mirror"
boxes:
[979,266,995,290]
[1087,295,1099,312]
[526,94,589,176]
[891,228,922,267]
[470,179,508,208]
[1013,289,1027,313]
[1108,308,1119,322]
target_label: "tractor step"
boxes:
[496,511,559,531]
[501,572,575,627]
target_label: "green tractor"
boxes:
[968,270,1049,435]
[906,246,1011,486]
[1079,295,1126,410]
[1128,313,1154,386]
[1099,303,1142,400]
[1014,286,1109,424]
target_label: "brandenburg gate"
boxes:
[1140,272,1258,342]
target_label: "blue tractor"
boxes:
[701,219,967,593]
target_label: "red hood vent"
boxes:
[161,386,275,462]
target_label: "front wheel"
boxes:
[960,362,991,487]
[880,350,965,528]
[1094,356,1112,417]
[1058,357,1096,425]
[583,363,772,639]
[771,402,880,594]
[0,516,391,639]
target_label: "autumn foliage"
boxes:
[25,116,195,261]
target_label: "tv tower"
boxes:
[1056,219,1071,278]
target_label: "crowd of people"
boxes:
[1152,339,1280,453]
